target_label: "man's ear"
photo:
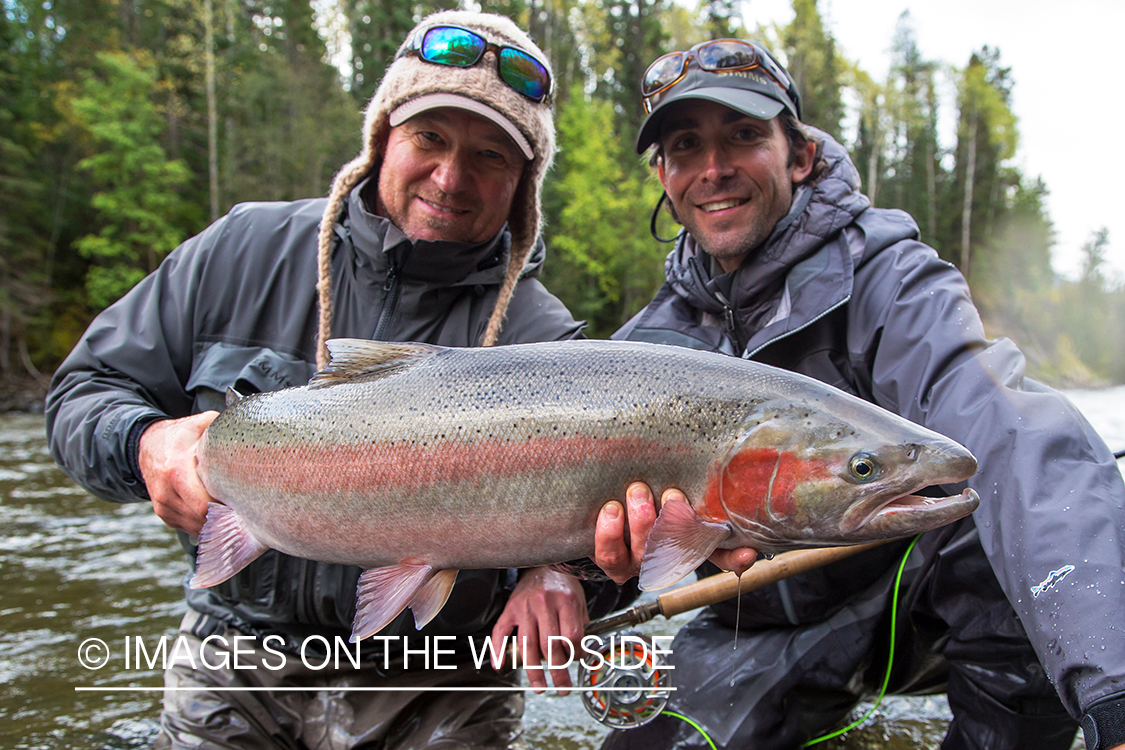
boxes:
[789,139,816,184]
[656,157,668,187]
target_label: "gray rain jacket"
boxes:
[615,133,1125,721]
[45,182,623,655]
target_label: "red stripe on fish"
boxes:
[212,435,689,494]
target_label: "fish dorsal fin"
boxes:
[225,387,245,409]
[310,338,444,388]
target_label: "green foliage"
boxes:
[0,0,1119,385]
[63,51,191,309]
[541,91,665,336]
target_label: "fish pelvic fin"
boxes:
[638,496,732,591]
[351,562,433,642]
[409,569,459,630]
[189,503,270,589]
[310,339,445,388]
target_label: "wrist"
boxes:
[126,416,164,500]
[1082,693,1125,750]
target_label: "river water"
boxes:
[2,387,1123,750]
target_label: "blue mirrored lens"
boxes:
[422,27,485,66]
[498,48,549,100]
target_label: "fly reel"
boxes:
[578,632,672,728]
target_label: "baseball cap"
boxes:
[635,39,801,154]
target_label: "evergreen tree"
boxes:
[62,51,192,309]
[781,0,843,137]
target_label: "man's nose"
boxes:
[431,151,471,193]
[701,145,736,182]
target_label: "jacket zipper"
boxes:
[744,294,851,360]
[373,258,401,341]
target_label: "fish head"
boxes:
[702,392,979,553]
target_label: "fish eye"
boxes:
[849,453,880,482]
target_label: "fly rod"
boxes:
[586,540,891,636]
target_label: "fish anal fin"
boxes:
[310,339,444,388]
[638,496,731,591]
[351,562,432,642]
[189,503,270,588]
[409,569,459,630]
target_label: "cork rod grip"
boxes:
[654,541,889,619]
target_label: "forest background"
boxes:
[3,0,1124,408]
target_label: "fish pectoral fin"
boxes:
[409,569,459,630]
[189,503,270,589]
[352,562,433,642]
[638,496,731,591]
[310,339,445,388]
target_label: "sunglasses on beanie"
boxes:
[397,25,553,103]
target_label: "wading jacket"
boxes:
[45,181,621,658]
[614,133,1125,724]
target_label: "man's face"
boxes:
[377,108,526,244]
[657,100,814,273]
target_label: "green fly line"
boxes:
[659,535,921,749]
[802,534,921,747]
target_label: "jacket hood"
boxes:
[663,128,871,352]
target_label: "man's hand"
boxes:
[594,482,758,584]
[138,412,219,536]
[490,566,588,694]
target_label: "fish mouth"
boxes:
[841,487,980,535]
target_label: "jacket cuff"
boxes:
[1083,693,1125,750]
[125,415,164,500]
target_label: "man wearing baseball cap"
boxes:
[596,37,1125,750]
[46,11,636,748]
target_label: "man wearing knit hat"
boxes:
[46,11,633,748]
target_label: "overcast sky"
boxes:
[742,0,1124,282]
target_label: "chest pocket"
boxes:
[186,342,314,413]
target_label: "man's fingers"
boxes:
[521,621,546,692]
[594,500,632,584]
[708,546,758,576]
[627,483,659,566]
[139,413,219,535]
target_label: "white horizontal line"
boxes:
[75,686,674,693]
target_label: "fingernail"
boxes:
[604,502,620,520]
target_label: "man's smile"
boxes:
[419,196,471,215]
[698,197,749,213]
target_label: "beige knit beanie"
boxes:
[315,10,556,368]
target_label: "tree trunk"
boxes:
[925,136,937,243]
[866,113,880,206]
[0,291,10,374]
[205,0,220,222]
[960,103,978,278]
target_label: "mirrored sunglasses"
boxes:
[399,25,553,103]
[641,39,797,115]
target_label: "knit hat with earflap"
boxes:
[315,10,556,368]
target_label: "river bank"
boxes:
[0,373,49,414]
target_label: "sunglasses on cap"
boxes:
[397,25,553,103]
[641,39,799,116]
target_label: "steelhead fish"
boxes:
[191,338,979,641]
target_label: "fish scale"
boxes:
[192,338,980,641]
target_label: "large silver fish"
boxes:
[192,339,979,641]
